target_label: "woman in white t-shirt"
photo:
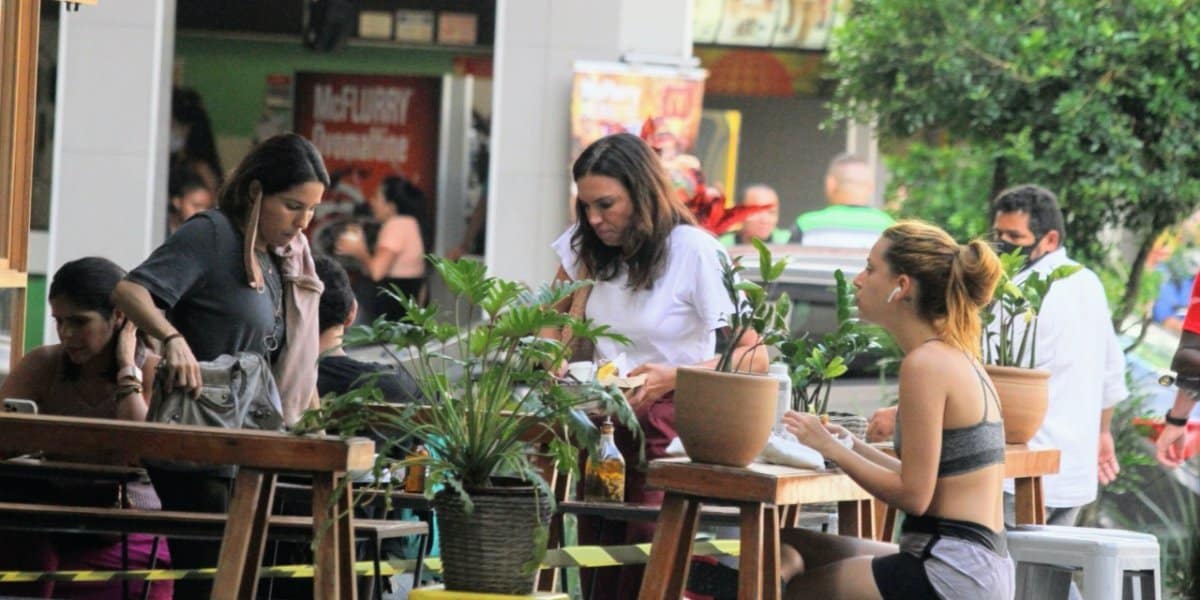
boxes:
[336,175,428,321]
[550,133,768,597]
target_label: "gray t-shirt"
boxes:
[127,210,278,361]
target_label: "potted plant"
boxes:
[779,269,883,437]
[982,249,1082,442]
[674,239,793,467]
[295,257,640,594]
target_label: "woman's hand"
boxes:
[627,363,677,409]
[782,411,839,455]
[115,319,138,369]
[161,335,202,398]
[334,227,370,263]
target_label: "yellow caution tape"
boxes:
[0,540,740,582]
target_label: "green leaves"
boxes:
[781,270,881,415]
[714,239,792,373]
[299,255,640,505]
[833,0,1200,332]
[984,249,1082,368]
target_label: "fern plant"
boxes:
[295,256,641,511]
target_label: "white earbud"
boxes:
[887,286,901,303]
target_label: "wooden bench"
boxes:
[0,501,428,599]
[0,413,376,599]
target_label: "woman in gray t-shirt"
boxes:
[111,133,328,600]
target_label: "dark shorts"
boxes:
[871,551,939,599]
[871,514,1013,600]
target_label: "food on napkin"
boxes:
[595,353,645,390]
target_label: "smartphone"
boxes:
[3,398,38,414]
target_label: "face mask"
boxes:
[169,132,186,154]
[887,286,901,303]
[993,235,1044,269]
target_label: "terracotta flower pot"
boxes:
[984,364,1050,444]
[675,367,779,467]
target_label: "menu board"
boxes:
[694,0,851,50]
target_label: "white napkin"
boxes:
[664,436,687,457]
[758,431,827,470]
[662,430,850,470]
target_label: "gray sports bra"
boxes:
[894,356,1005,477]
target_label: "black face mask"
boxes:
[993,235,1044,269]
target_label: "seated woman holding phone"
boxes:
[0,256,172,600]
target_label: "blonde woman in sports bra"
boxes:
[781,221,1014,600]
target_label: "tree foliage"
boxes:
[829,0,1200,326]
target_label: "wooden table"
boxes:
[0,413,374,600]
[637,459,874,600]
[873,443,1062,539]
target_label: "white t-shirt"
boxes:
[551,224,735,369]
[987,248,1128,507]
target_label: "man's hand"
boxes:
[1156,424,1192,468]
[1097,430,1120,484]
[867,406,898,443]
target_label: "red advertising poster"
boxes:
[570,62,707,162]
[293,72,441,240]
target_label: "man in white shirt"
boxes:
[869,184,1127,525]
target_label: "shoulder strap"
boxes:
[964,354,999,421]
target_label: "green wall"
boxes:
[175,34,481,137]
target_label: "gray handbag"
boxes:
[148,352,286,431]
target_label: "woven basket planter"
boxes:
[433,481,553,594]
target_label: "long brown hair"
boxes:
[571,133,696,291]
[882,221,1001,358]
[218,133,329,229]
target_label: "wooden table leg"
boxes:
[762,504,782,600]
[337,477,357,598]
[1014,476,1046,525]
[737,502,765,600]
[638,493,700,600]
[875,500,897,542]
[214,468,275,600]
[312,472,345,599]
[836,499,876,539]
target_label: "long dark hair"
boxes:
[217,133,330,228]
[379,175,430,250]
[171,87,224,180]
[49,257,137,379]
[571,133,695,290]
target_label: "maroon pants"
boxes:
[577,393,677,599]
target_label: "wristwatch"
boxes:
[1164,408,1190,427]
[117,365,143,384]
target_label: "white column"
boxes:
[45,0,175,341]
[846,120,884,208]
[486,0,692,286]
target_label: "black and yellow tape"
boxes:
[0,540,740,583]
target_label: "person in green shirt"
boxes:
[791,153,894,247]
[718,184,793,246]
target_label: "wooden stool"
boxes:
[410,584,568,599]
